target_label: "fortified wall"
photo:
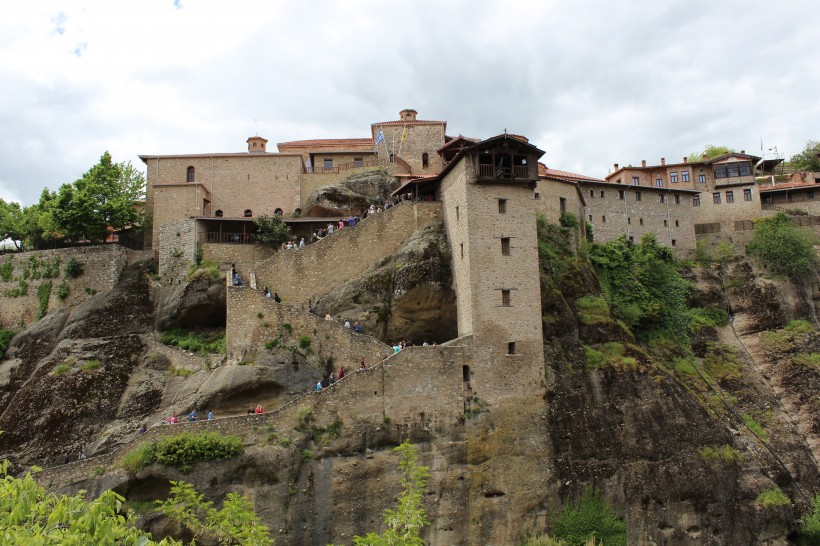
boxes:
[0,245,128,329]
[226,287,394,366]
[253,201,443,304]
[36,344,469,492]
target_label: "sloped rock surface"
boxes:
[304,168,397,216]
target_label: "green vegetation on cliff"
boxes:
[546,488,626,546]
[0,329,13,357]
[121,432,243,473]
[161,328,226,355]
[589,234,690,342]
[747,213,817,279]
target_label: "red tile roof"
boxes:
[539,164,606,183]
[277,138,374,148]
[759,181,820,192]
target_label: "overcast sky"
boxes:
[1,0,818,205]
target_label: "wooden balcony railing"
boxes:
[477,164,531,179]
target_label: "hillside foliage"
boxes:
[746,213,816,278]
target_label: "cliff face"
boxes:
[2,230,820,545]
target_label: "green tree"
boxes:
[157,480,272,545]
[550,488,626,546]
[0,459,180,545]
[0,199,28,250]
[51,152,145,244]
[688,145,736,162]
[253,214,292,247]
[589,234,690,342]
[352,441,430,546]
[789,140,820,172]
[746,213,817,279]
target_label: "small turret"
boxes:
[247,136,268,153]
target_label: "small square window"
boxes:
[639,218,644,226]
[672,239,677,247]
[670,172,678,183]
[589,189,595,197]
[726,190,734,203]
[699,174,706,184]
[713,192,721,204]
[534,192,540,199]
[602,215,606,223]
[501,289,511,307]
[501,238,510,256]
[682,171,690,182]
[656,178,663,187]
[507,342,516,355]
[635,191,641,201]
[674,194,681,205]
[631,176,639,185]
[324,158,333,170]
[618,190,624,199]
[600,190,605,197]
[693,195,701,206]
[659,194,665,203]
[353,157,363,168]
[498,199,507,213]
[744,189,752,201]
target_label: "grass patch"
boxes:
[800,494,820,544]
[698,445,743,466]
[52,363,71,376]
[576,296,612,325]
[161,328,226,354]
[760,330,792,352]
[56,282,69,300]
[687,307,729,330]
[672,357,698,377]
[186,259,220,280]
[301,449,312,461]
[168,366,194,377]
[120,432,243,473]
[314,419,342,445]
[298,335,312,350]
[79,359,102,371]
[703,343,742,381]
[294,406,314,430]
[786,319,814,334]
[743,413,769,443]
[756,487,790,508]
[793,353,820,369]
[583,343,638,371]
[64,258,83,278]
[36,281,52,319]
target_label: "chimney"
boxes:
[683,156,688,163]
[399,109,418,121]
[247,136,268,153]
[641,160,646,168]
[661,157,666,165]
[614,163,619,170]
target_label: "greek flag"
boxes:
[375,129,384,145]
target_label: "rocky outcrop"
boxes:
[154,274,227,330]
[304,168,398,217]
[314,222,456,343]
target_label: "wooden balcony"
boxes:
[477,164,531,180]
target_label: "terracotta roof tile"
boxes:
[277,138,374,148]
[540,165,606,183]
[759,181,820,192]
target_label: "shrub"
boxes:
[746,213,817,278]
[301,449,312,461]
[559,212,580,229]
[80,359,102,371]
[793,353,820,369]
[756,488,790,508]
[186,259,220,280]
[687,307,729,331]
[123,433,243,473]
[703,343,742,381]
[169,366,194,377]
[56,282,69,300]
[36,281,52,319]
[672,357,697,377]
[550,487,627,546]
[294,406,314,429]
[575,296,611,325]
[52,363,71,376]
[298,335,312,350]
[0,329,14,357]
[799,494,820,544]
[64,258,83,279]
[0,260,13,282]
[161,328,226,354]
[264,338,282,350]
[120,442,156,473]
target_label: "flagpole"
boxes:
[398,125,406,159]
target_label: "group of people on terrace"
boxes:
[164,409,214,424]
[315,356,368,391]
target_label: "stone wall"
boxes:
[36,344,468,489]
[580,182,697,250]
[158,219,197,280]
[144,154,304,248]
[226,286,394,366]
[439,159,474,336]
[253,201,443,304]
[534,179,585,225]
[201,242,276,280]
[375,123,446,174]
[0,245,128,329]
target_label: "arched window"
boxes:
[244,209,253,217]
[274,208,283,215]
[214,209,223,217]
[294,208,302,217]
[187,166,195,182]
[422,153,429,169]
